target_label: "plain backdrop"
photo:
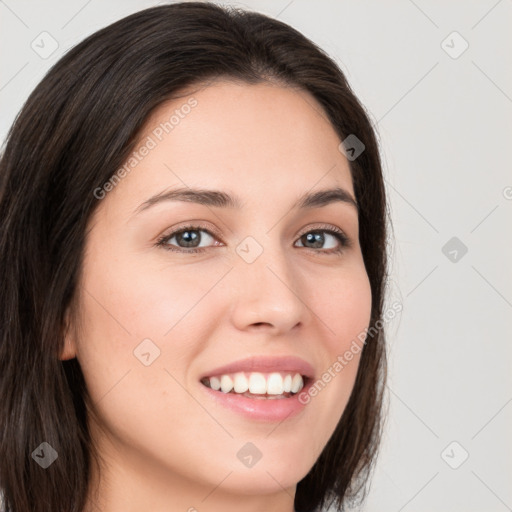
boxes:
[1,1,511,511]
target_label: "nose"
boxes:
[229,242,308,334]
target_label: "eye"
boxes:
[155,224,220,253]
[294,225,351,254]
[155,223,351,254]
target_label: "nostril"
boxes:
[251,322,271,328]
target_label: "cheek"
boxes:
[74,248,230,383]
[312,262,373,356]
[73,254,231,477]
[299,263,372,450]
[80,238,223,333]
[331,266,372,386]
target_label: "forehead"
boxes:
[143,78,337,137]
[102,80,354,217]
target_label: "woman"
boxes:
[0,3,388,511]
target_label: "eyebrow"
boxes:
[133,186,358,215]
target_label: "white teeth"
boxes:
[266,372,284,395]
[248,373,267,394]
[233,372,249,393]
[204,371,305,396]
[209,376,221,391]
[291,373,304,393]
[283,374,292,393]
[220,375,233,393]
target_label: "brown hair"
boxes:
[0,3,388,511]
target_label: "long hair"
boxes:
[0,3,388,511]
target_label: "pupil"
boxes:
[177,230,200,247]
[304,232,324,248]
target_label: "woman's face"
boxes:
[63,80,372,507]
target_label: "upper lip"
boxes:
[199,355,315,380]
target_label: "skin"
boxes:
[61,80,372,512]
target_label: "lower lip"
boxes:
[199,379,313,422]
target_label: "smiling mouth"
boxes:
[200,372,310,399]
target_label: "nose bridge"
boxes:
[229,232,307,331]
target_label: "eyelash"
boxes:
[155,223,352,255]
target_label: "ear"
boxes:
[60,306,78,360]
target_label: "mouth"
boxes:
[199,370,313,422]
[200,371,311,400]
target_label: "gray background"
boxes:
[1,1,511,511]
